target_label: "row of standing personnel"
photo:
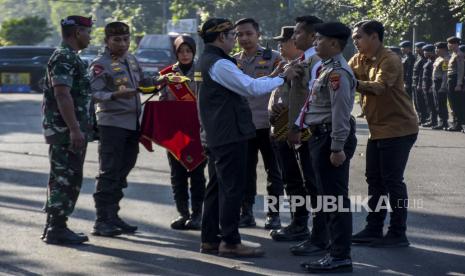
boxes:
[400,38,465,131]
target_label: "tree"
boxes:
[0,16,52,45]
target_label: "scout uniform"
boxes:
[432,42,450,129]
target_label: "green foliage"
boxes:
[0,16,52,45]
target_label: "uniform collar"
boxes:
[303,47,316,60]
[240,45,264,59]
[61,42,77,53]
[104,47,128,62]
[322,53,343,67]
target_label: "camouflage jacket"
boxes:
[42,42,93,144]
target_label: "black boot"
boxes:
[171,200,189,230]
[264,213,281,230]
[185,201,202,230]
[108,205,138,234]
[270,216,309,242]
[42,215,88,245]
[239,203,256,228]
[92,207,123,237]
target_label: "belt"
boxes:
[309,123,332,136]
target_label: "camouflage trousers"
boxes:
[45,143,87,217]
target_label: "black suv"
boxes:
[0,46,55,93]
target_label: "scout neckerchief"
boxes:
[159,63,195,101]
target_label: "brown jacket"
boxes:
[349,47,418,139]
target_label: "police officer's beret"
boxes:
[399,41,411,48]
[388,46,401,55]
[314,22,351,41]
[460,45,465,53]
[105,22,130,37]
[273,26,295,41]
[434,42,447,49]
[422,44,435,53]
[60,15,93,28]
[414,42,426,48]
[447,36,461,44]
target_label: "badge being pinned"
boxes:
[92,64,104,76]
[329,72,340,91]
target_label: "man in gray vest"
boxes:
[233,18,284,230]
[294,22,357,273]
[196,18,293,257]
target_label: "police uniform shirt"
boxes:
[90,47,143,131]
[422,58,434,93]
[304,53,355,151]
[233,46,281,129]
[433,55,449,92]
[448,51,465,86]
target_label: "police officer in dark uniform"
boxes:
[400,41,415,99]
[421,44,437,127]
[292,22,357,273]
[413,41,429,124]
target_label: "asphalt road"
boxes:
[0,93,464,276]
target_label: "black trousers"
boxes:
[433,80,449,125]
[308,122,357,258]
[413,87,429,122]
[201,141,248,245]
[244,128,284,214]
[425,89,438,124]
[94,126,139,213]
[448,75,465,126]
[275,139,329,246]
[365,133,417,235]
[167,152,206,212]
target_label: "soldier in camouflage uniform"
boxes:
[41,15,94,245]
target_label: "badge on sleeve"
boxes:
[329,72,341,91]
[92,64,104,76]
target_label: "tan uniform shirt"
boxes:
[448,51,464,86]
[349,47,419,139]
[234,46,281,129]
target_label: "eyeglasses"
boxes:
[224,31,237,38]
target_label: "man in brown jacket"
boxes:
[349,20,418,248]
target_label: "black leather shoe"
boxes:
[92,221,123,237]
[112,216,138,233]
[352,228,383,244]
[270,222,309,242]
[42,226,89,245]
[170,216,189,230]
[447,125,462,132]
[185,214,201,230]
[422,122,433,127]
[369,232,410,248]
[301,254,353,273]
[264,214,281,230]
[290,239,328,256]
[239,212,256,228]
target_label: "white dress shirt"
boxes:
[209,59,284,97]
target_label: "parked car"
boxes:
[0,46,55,93]
[79,46,102,68]
[135,48,174,77]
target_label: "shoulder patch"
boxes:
[92,64,104,76]
[329,72,341,91]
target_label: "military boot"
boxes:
[171,199,189,230]
[42,215,88,245]
[185,201,202,230]
[92,207,123,237]
[239,203,256,228]
[108,204,138,234]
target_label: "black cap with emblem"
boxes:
[273,26,295,42]
[434,42,447,50]
[105,22,130,38]
[399,41,412,48]
[314,22,351,42]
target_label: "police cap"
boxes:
[422,44,435,53]
[314,22,351,41]
[434,42,447,49]
[447,36,461,44]
[399,41,411,48]
[414,41,426,48]
[105,22,130,37]
[273,26,295,41]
